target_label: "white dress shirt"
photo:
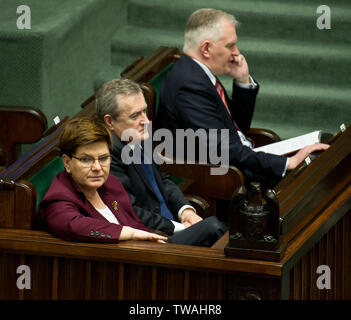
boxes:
[96,206,120,225]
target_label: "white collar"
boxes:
[191,57,217,86]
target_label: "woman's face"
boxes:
[62,141,111,193]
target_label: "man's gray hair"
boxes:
[183,8,239,53]
[96,78,142,121]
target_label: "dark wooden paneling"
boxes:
[22,255,53,300]
[310,243,320,299]
[123,264,154,299]
[57,258,87,300]
[0,252,20,300]
[90,261,120,300]
[189,271,222,300]
[156,267,186,300]
[289,211,351,299]
[224,273,282,300]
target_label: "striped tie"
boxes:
[215,80,231,116]
[215,79,255,148]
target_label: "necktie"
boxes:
[215,80,231,116]
[140,150,174,220]
[215,79,255,148]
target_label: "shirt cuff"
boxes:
[177,205,196,221]
[172,221,185,233]
[235,75,257,89]
[282,158,289,177]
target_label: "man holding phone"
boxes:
[157,8,328,188]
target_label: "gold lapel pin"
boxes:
[112,201,118,211]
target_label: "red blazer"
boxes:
[39,170,149,243]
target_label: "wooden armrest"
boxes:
[211,231,229,249]
[184,194,211,218]
[246,128,281,147]
[0,178,36,229]
[0,106,48,166]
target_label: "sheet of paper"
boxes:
[253,130,321,156]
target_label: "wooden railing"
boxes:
[1,184,350,300]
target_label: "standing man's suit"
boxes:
[157,54,288,187]
[110,136,227,247]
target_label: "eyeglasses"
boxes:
[71,154,111,168]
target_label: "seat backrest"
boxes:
[139,62,177,131]
[121,46,180,83]
[121,46,180,123]
[28,156,64,212]
[148,62,175,119]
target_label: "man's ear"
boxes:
[104,114,114,130]
[62,154,72,174]
[199,40,211,59]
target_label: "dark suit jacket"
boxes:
[39,170,149,243]
[110,136,191,235]
[157,54,287,185]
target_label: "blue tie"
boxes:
[140,150,174,220]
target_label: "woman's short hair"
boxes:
[96,78,142,122]
[59,116,113,156]
[183,8,239,53]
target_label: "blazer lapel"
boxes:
[186,55,233,124]
[114,136,156,195]
[99,189,124,223]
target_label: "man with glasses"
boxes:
[96,78,227,247]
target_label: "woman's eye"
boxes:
[80,157,92,163]
[99,156,109,162]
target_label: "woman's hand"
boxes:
[120,226,168,243]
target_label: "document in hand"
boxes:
[253,130,322,156]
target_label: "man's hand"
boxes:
[288,143,330,170]
[227,54,250,84]
[180,208,203,228]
